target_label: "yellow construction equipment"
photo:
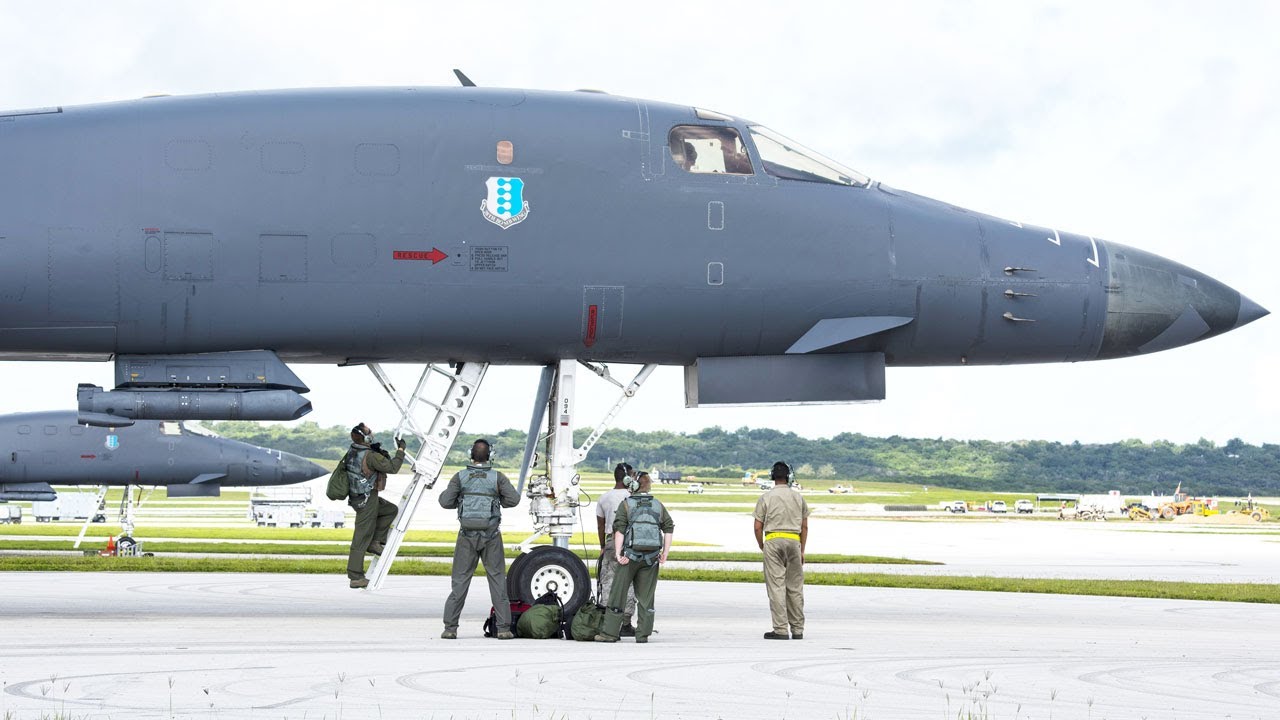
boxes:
[1231,497,1271,522]
[1128,506,1156,521]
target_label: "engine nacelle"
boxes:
[77,350,312,426]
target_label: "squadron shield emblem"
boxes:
[481,177,529,229]
[105,434,120,450]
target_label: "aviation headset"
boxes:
[614,462,635,485]
[625,471,646,494]
[352,423,373,445]
[770,461,792,483]
[471,438,494,463]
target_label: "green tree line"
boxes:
[206,422,1280,496]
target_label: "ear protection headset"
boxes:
[352,423,372,444]
[471,438,493,463]
[625,472,645,493]
[614,462,635,484]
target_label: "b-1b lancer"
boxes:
[0,410,325,502]
[0,79,1266,598]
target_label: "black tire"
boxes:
[508,546,589,616]
[116,536,138,556]
[506,551,533,599]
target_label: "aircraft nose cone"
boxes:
[280,452,326,485]
[1234,293,1269,329]
[1096,242,1268,359]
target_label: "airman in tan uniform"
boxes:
[753,461,809,639]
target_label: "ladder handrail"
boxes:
[365,362,489,591]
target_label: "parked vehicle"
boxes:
[990,500,1007,513]
[942,500,967,513]
[828,484,851,494]
[0,505,21,524]
[686,483,704,494]
[1014,499,1035,514]
[254,506,305,527]
[654,470,683,485]
[307,508,346,528]
[32,493,106,523]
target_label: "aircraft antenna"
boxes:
[453,69,477,87]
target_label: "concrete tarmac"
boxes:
[2,572,1277,720]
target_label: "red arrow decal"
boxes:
[393,248,449,264]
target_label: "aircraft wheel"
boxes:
[116,536,138,556]
[506,551,532,599]
[508,546,589,616]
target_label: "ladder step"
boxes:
[365,361,490,591]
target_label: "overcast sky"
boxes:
[0,1,1275,447]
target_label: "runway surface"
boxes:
[3,572,1277,719]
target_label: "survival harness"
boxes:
[458,466,501,531]
[344,446,376,509]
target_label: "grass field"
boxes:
[0,538,932,564]
[1,555,1274,604]
[0,524,712,546]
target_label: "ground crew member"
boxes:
[345,423,405,589]
[753,461,809,639]
[596,462,638,636]
[438,439,520,640]
[595,472,673,644]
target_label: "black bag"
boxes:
[482,601,530,637]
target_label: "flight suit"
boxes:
[753,485,810,637]
[346,443,404,581]
[596,487,637,624]
[600,495,674,641]
[438,464,521,633]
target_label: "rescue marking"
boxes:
[481,177,530,229]
[1086,236,1100,267]
[393,248,448,264]
[584,304,599,347]
[1048,228,1061,246]
[80,454,96,459]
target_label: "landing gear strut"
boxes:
[510,360,656,612]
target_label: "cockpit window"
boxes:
[182,421,219,438]
[747,125,869,187]
[669,125,754,175]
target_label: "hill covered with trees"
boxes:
[206,421,1280,497]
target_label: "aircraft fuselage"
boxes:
[0,88,1264,369]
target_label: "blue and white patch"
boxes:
[105,434,120,450]
[481,177,530,229]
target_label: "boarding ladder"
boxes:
[364,362,489,590]
[72,485,110,550]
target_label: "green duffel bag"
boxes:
[324,458,350,502]
[571,602,606,641]
[516,603,562,639]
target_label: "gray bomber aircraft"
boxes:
[0,410,326,502]
[0,79,1267,600]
